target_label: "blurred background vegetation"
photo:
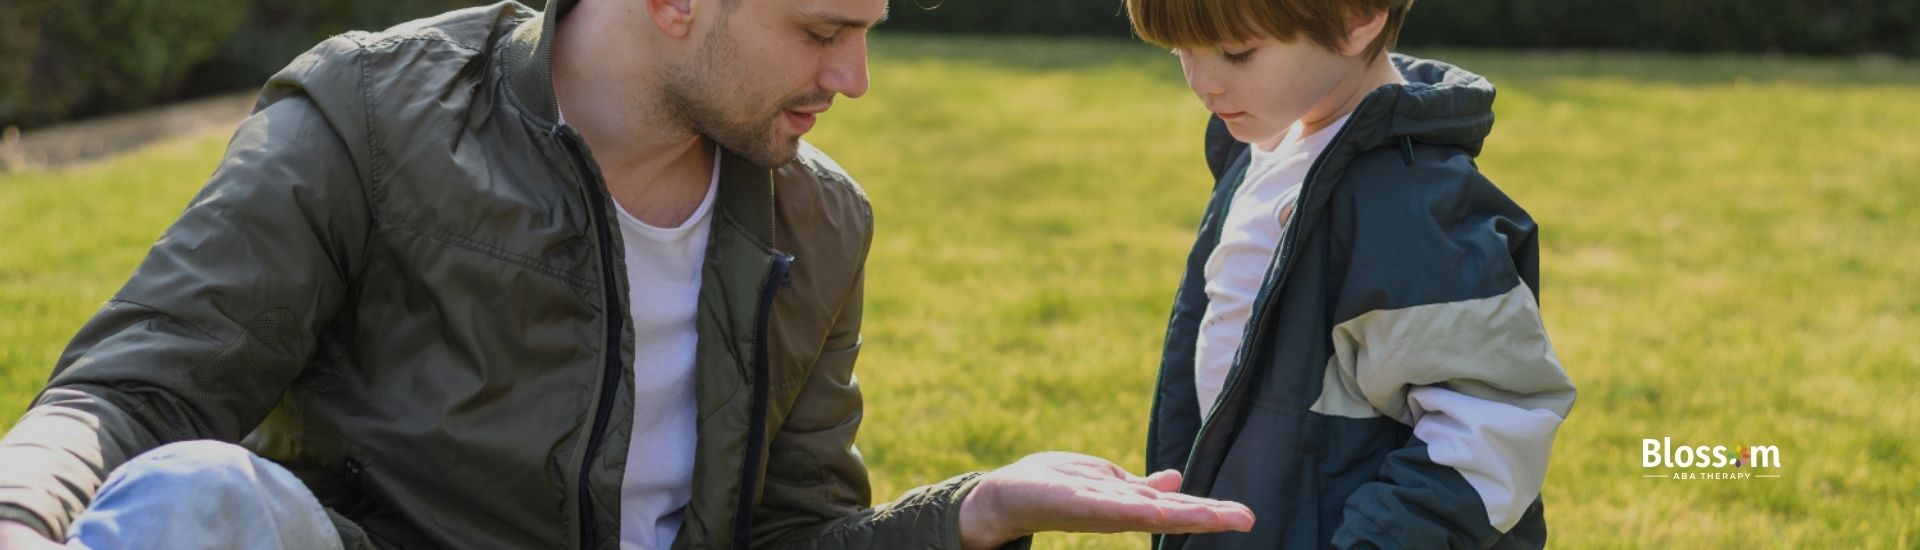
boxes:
[1,0,473,129]
[883,0,1920,56]
[5,0,1919,129]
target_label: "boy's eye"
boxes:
[806,29,838,45]
[1223,47,1257,64]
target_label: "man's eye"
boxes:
[807,30,837,45]
[1223,48,1256,64]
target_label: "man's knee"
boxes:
[104,440,267,493]
[74,440,343,549]
[130,440,260,469]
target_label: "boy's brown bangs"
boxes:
[1126,0,1289,49]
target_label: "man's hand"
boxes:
[958,452,1255,549]
[0,519,62,550]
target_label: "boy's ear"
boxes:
[1341,9,1389,58]
[646,0,699,38]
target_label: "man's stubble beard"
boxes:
[659,21,799,168]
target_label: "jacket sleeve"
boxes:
[0,73,371,538]
[1203,114,1248,184]
[1322,167,1576,549]
[751,244,1029,549]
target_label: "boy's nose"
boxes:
[1181,58,1225,96]
[1189,76,1226,99]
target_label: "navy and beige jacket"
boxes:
[1148,56,1578,549]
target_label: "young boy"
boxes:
[1124,0,1577,548]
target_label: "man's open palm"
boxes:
[959,452,1256,549]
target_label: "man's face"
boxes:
[660,0,884,167]
[1175,35,1354,149]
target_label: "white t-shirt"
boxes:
[614,151,719,550]
[1193,114,1349,418]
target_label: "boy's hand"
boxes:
[0,519,62,550]
[958,452,1255,549]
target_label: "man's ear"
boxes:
[1341,9,1388,57]
[646,0,698,38]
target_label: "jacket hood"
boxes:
[1341,54,1498,158]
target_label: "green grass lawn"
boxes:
[3,35,1916,547]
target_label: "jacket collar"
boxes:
[1281,54,1498,221]
[502,0,572,126]
[502,0,777,249]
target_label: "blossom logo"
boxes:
[1641,436,1783,480]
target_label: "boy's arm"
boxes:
[1321,168,1576,549]
[0,66,371,539]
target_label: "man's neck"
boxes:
[551,1,716,227]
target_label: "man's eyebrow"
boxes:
[802,6,888,29]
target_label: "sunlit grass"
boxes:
[2,36,1915,547]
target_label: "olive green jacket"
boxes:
[0,1,999,548]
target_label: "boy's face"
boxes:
[1175,36,1361,149]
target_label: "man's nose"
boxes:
[820,36,870,99]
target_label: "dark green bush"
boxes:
[2,0,248,128]
[885,0,1134,37]
[1,0,479,129]
[1395,0,1919,56]
[4,0,1914,129]
[880,0,1920,58]
[187,0,483,96]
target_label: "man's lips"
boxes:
[783,104,830,133]
[784,110,816,133]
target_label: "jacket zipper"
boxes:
[556,128,624,550]
[732,252,792,550]
[1157,110,1367,550]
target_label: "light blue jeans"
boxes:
[64,440,345,550]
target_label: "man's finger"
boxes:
[1111,480,1250,516]
[1076,493,1255,535]
[1144,469,1183,492]
[1076,493,1171,529]
[1137,499,1256,534]
[1146,489,1250,514]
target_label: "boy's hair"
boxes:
[1126,0,1414,62]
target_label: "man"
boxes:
[0,0,1255,548]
